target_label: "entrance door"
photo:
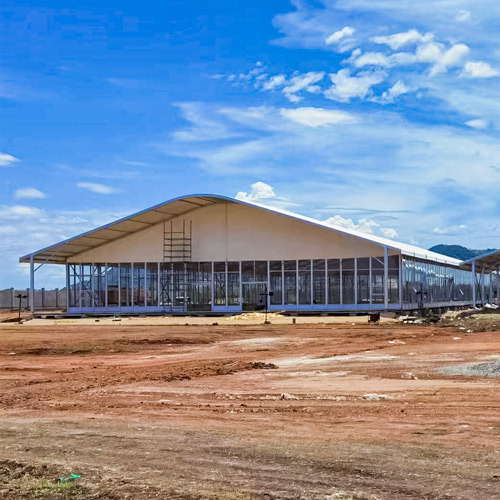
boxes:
[242,282,267,311]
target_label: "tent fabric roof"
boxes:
[460,249,500,272]
[19,194,463,266]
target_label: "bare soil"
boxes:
[0,316,499,499]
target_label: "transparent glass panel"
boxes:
[255,261,267,282]
[146,263,158,307]
[270,272,282,304]
[284,271,296,305]
[313,271,325,304]
[133,263,145,307]
[241,261,254,282]
[120,264,132,307]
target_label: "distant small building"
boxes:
[20,194,500,314]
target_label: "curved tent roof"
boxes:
[19,194,462,266]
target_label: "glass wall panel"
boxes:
[371,257,384,304]
[146,263,158,307]
[242,282,267,311]
[284,260,297,305]
[172,262,185,307]
[92,264,106,307]
[227,261,240,306]
[357,258,370,304]
[388,256,399,304]
[133,263,146,307]
[120,264,132,307]
[342,258,355,304]
[327,259,340,304]
[106,264,119,307]
[241,261,254,282]
[402,257,473,306]
[298,260,311,305]
[214,261,226,306]
[186,262,211,311]
[68,264,80,307]
[81,265,93,307]
[159,263,172,307]
[255,261,267,282]
[270,261,282,305]
[313,259,325,304]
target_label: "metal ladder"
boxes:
[162,220,192,310]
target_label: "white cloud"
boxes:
[378,80,410,103]
[15,187,46,199]
[280,107,356,127]
[465,119,488,130]
[455,10,471,22]
[323,214,397,239]
[433,224,467,235]
[77,182,115,194]
[235,181,276,202]
[429,43,470,75]
[381,227,399,238]
[352,52,392,68]
[262,75,287,90]
[282,71,325,101]
[372,29,434,50]
[325,69,385,102]
[325,26,355,45]
[0,205,42,218]
[461,61,499,78]
[0,152,20,167]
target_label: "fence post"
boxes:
[10,287,14,310]
[55,288,59,308]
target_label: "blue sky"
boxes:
[1,0,499,288]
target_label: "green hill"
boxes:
[429,244,497,261]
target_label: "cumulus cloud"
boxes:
[372,29,434,50]
[77,182,115,194]
[465,119,488,130]
[282,72,325,102]
[352,51,392,68]
[15,188,46,199]
[377,80,410,103]
[433,224,467,235]
[280,107,356,127]
[429,43,470,75]
[325,69,385,102]
[325,26,356,52]
[262,74,287,90]
[323,214,398,239]
[325,26,355,45]
[0,152,20,167]
[461,61,499,78]
[235,181,277,202]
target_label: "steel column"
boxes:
[29,254,34,314]
[383,247,389,309]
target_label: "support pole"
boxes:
[29,254,35,315]
[497,267,500,306]
[472,259,476,307]
[383,247,389,310]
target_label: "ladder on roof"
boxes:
[163,219,192,263]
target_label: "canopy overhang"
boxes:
[460,249,500,272]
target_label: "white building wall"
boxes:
[68,202,392,263]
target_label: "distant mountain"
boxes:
[429,244,497,261]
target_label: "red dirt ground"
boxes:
[0,318,499,499]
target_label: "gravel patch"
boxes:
[438,360,500,377]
